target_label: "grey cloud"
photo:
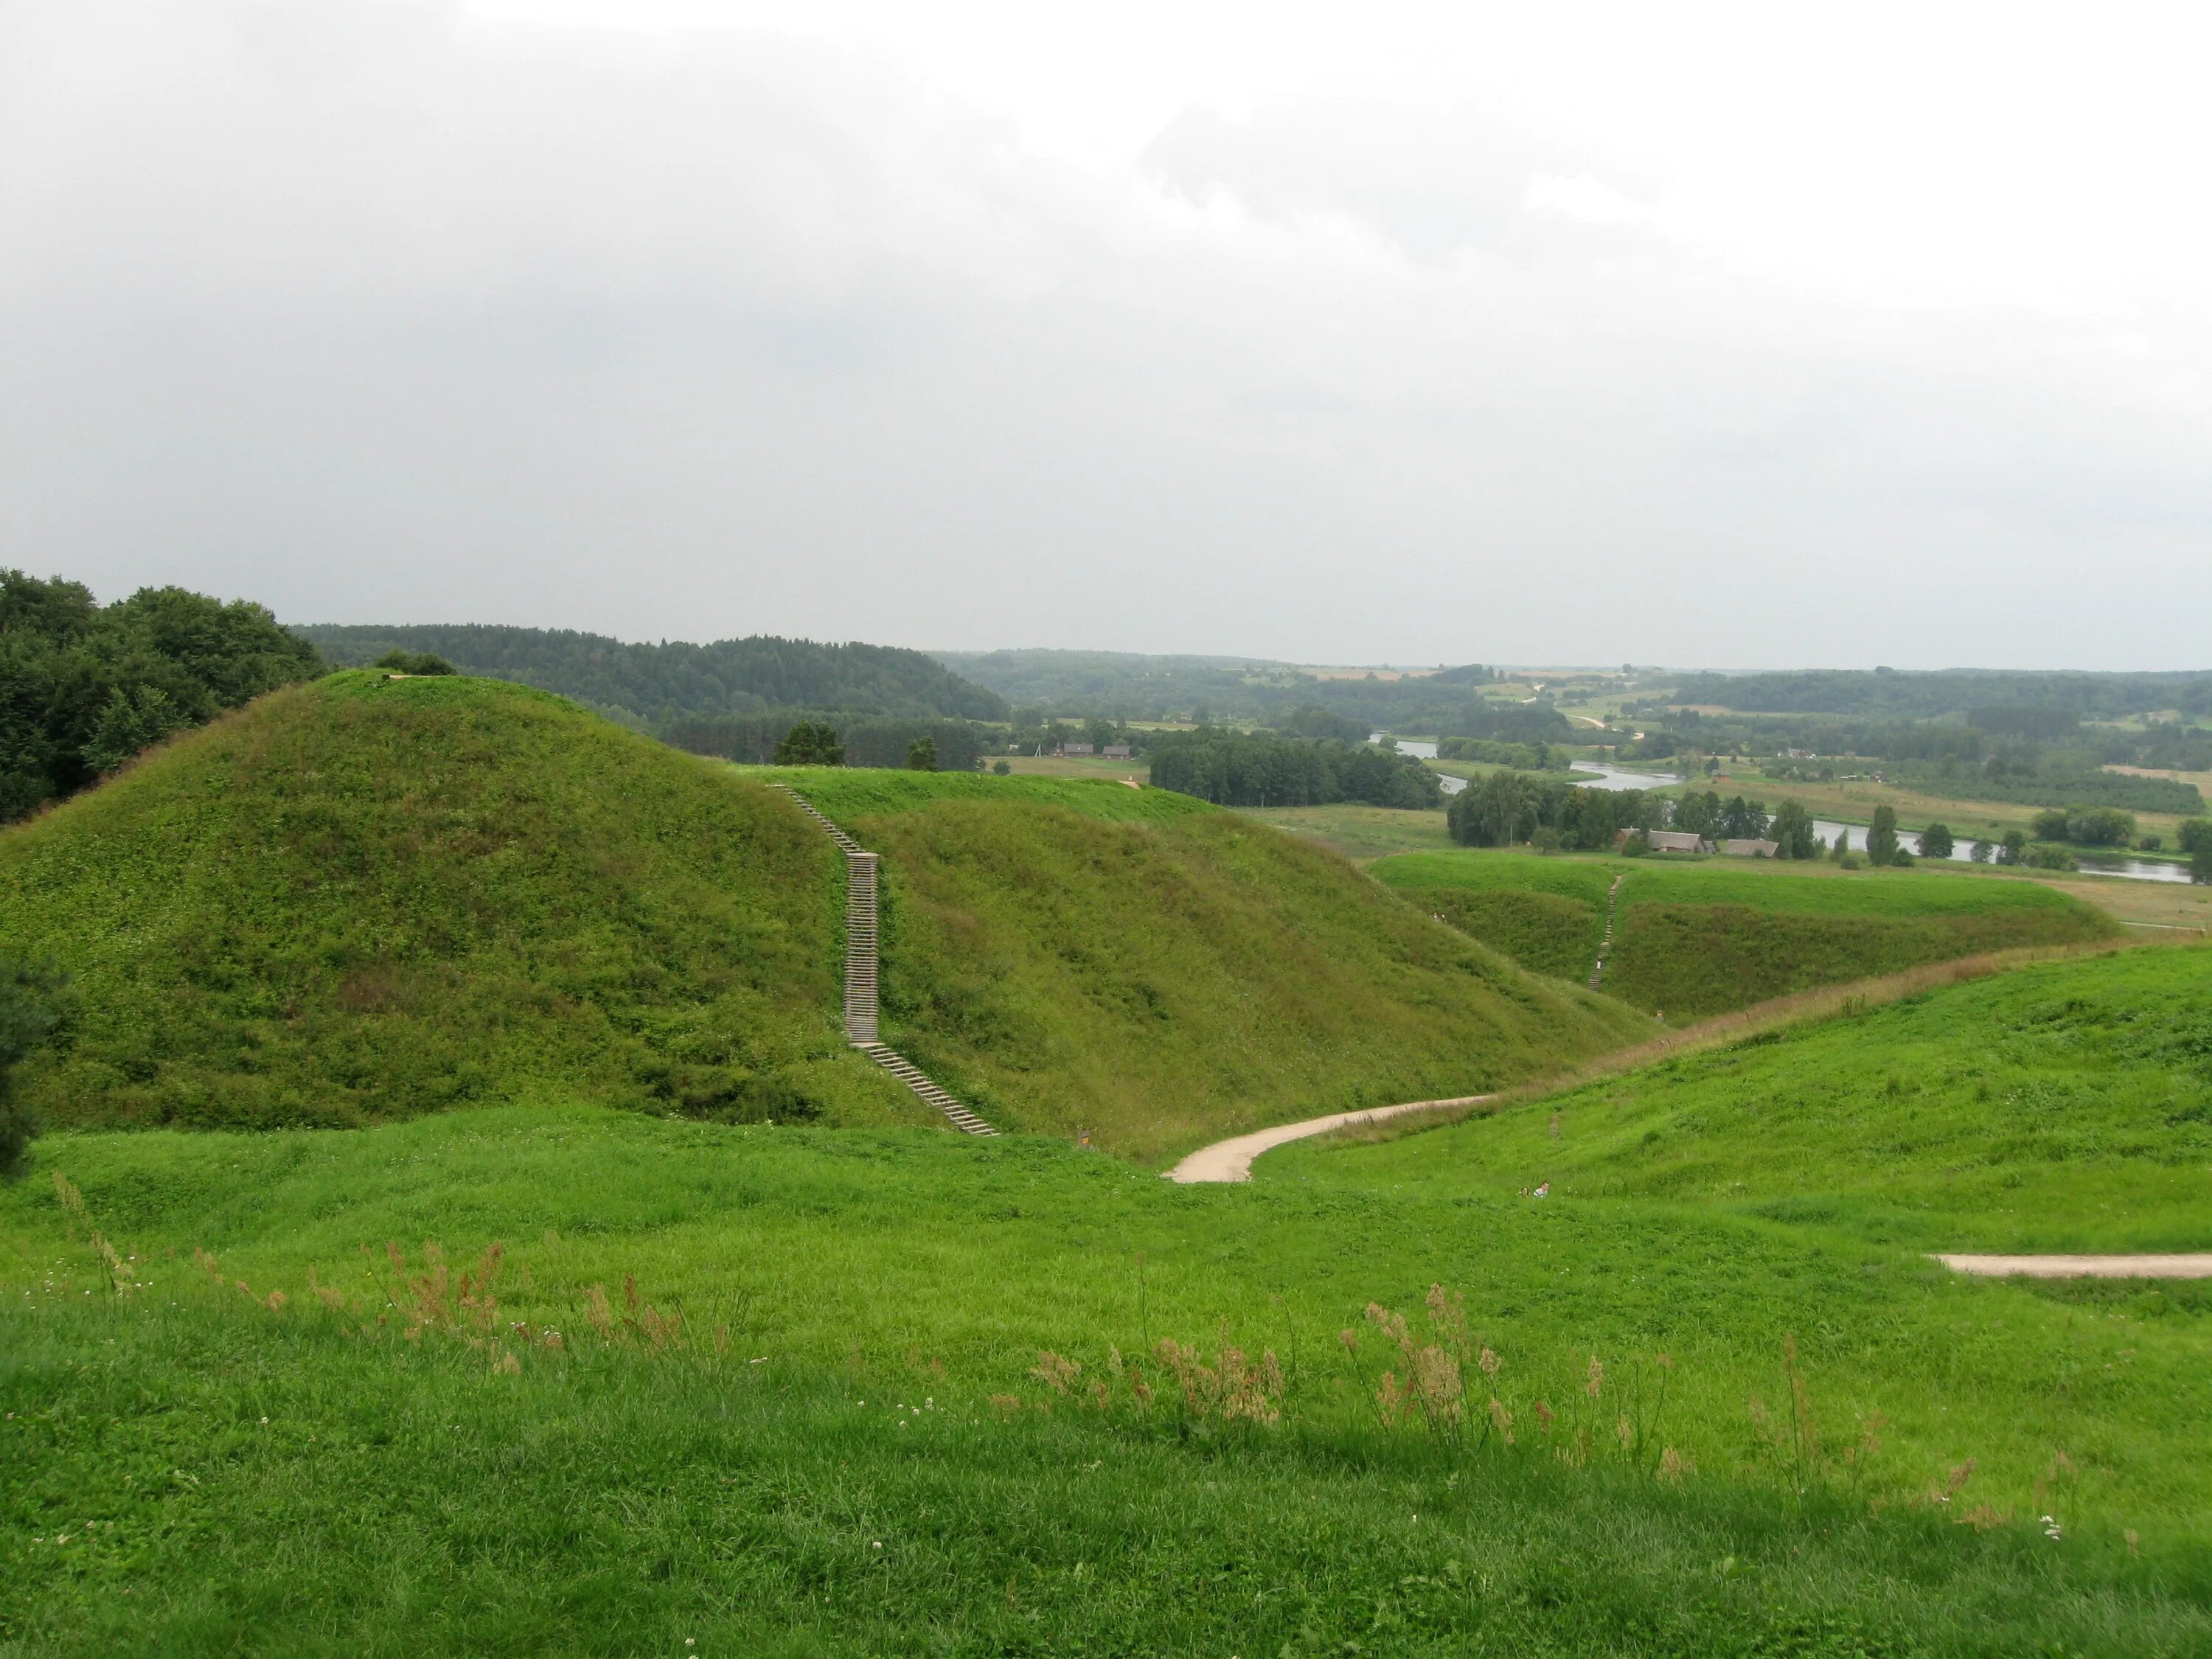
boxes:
[0,1,2204,669]
[1140,91,1658,262]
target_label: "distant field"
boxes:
[1229,801,1455,861]
[1704,767,2199,842]
[993,752,1152,783]
[745,765,1194,825]
[1372,850,2114,1012]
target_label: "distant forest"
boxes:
[1657,669,2212,720]
[939,648,1526,732]
[302,625,1008,728]
[1147,730,1443,809]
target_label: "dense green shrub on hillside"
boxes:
[1148,728,1441,809]
[1,570,322,821]
[372,648,455,675]
[0,956,69,1177]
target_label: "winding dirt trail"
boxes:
[1936,1253,2212,1279]
[1166,1095,1491,1183]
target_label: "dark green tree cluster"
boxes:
[1,571,323,822]
[2031,807,2138,847]
[1280,705,1372,742]
[0,957,70,1178]
[1916,821,1955,860]
[1148,730,1442,809]
[905,737,938,771]
[1435,737,1571,771]
[372,648,456,676]
[772,721,845,765]
[2179,818,2212,884]
[1447,773,1663,849]
[1672,791,1773,842]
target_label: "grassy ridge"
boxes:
[1278,943,2212,1252]
[1374,852,2113,1013]
[0,672,927,1131]
[759,765,1207,825]
[6,1102,2211,1650]
[0,687,1648,1154]
[799,780,1648,1159]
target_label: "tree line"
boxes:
[301,623,1009,728]
[1147,729,1442,809]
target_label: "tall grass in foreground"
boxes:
[83,1212,2138,1552]
[9,1262,2208,1656]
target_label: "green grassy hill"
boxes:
[1277,942,2212,1252]
[0,680,1644,1156]
[763,769,1649,1160]
[1373,850,2115,1015]
[0,672,928,1132]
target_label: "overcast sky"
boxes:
[4,1,2208,668]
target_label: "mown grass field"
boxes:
[7,1065,2212,1654]
[760,771,1645,1161]
[1373,851,2114,1015]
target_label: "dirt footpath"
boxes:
[1166,1096,1489,1183]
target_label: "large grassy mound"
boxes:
[765,770,1651,1160]
[1279,942,2212,1252]
[1374,851,2114,1015]
[6,1101,2209,1651]
[0,673,928,1131]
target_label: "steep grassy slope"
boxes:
[1374,851,2114,1014]
[1276,943,2212,1252]
[767,770,1652,1160]
[0,673,927,1130]
[6,1105,2210,1652]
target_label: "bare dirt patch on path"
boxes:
[1937,1254,2212,1279]
[1167,1096,1490,1183]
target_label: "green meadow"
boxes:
[7,1049,2212,1654]
[1373,851,2114,1015]
[5,679,2211,1654]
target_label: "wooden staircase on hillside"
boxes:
[767,783,998,1136]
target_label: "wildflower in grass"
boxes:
[1478,1347,1500,1378]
